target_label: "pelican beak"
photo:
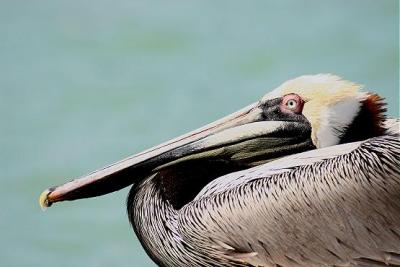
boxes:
[39,100,313,209]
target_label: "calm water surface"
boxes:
[1,1,398,266]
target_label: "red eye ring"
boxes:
[280,93,304,114]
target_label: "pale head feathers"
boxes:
[262,74,378,148]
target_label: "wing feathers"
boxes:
[178,134,400,267]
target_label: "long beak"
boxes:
[39,101,312,209]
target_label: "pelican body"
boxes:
[40,74,400,266]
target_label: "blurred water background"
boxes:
[0,0,398,266]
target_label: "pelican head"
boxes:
[262,74,386,148]
[39,74,386,209]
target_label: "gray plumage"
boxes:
[129,129,400,267]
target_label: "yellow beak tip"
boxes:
[39,189,51,211]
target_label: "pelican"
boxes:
[40,74,400,267]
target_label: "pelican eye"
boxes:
[286,99,298,110]
[281,93,304,114]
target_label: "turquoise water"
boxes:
[1,1,398,266]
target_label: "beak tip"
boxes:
[39,189,52,211]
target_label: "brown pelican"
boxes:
[40,74,400,267]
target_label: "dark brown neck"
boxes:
[340,94,386,144]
